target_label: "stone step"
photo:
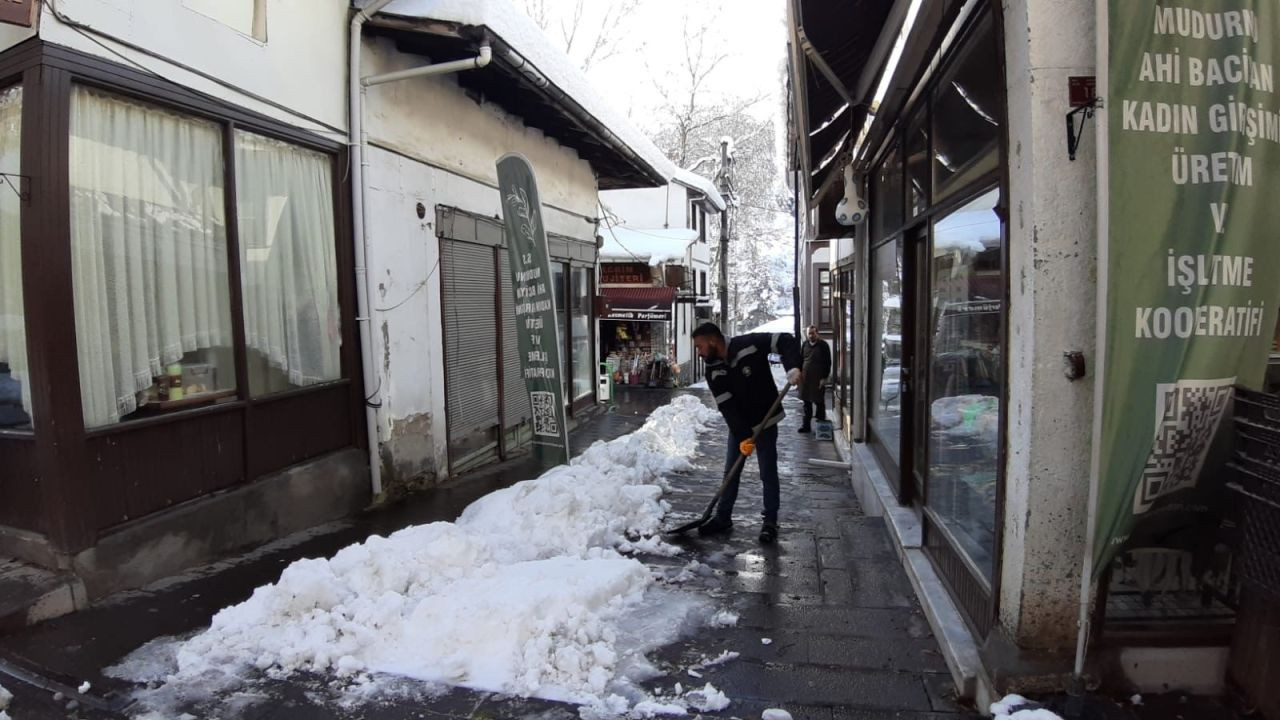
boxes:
[0,558,85,634]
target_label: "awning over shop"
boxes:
[597,287,676,322]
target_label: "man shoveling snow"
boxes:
[689,322,803,544]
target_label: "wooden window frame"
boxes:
[0,40,362,551]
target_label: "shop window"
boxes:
[183,0,267,41]
[553,262,568,401]
[70,87,237,428]
[818,268,832,329]
[926,187,1002,581]
[871,141,903,239]
[932,14,1001,202]
[906,108,930,216]
[0,85,29,430]
[235,130,341,397]
[869,240,904,463]
[571,267,593,400]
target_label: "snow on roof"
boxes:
[599,226,697,267]
[361,0,682,186]
[671,168,726,212]
[745,315,796,334]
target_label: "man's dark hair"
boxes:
[691,322,724,341]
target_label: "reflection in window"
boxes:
[932,15,1001,201]
[235,130,340,397]
[0,85,29,429]
[553,263,568,401]
[70,87,237,427]
[571,267,592,400]
[872,142,903,239]
[869,240,903,463]
[906,109,929,216]
[926,188,1002,581]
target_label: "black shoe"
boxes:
[797,426,811,434]
[697,516,734,536]
[759,524,778,544]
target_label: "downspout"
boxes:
[350,1,490,498]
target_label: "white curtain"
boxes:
[0,85,30,420]
[70,87,232,427]
[234,130,339,393]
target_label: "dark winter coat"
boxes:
[800,338,832,403]
[706,332,802,442]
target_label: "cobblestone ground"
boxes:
[0,387,981,719]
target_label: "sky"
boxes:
[517,0,790,135]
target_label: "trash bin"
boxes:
[598,361,615,404]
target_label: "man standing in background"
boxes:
[798,324,831,433]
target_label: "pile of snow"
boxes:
[0,681,11,720]
[114,395,739,717]
[990,694,1063,720]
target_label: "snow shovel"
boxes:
[664,382,794,536]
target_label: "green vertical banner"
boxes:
[1096,3,1280,575]
[496,153,570,466]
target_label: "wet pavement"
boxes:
[0,385,981,719]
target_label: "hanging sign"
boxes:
[496,153,570,466]
[1094,3,1280,575]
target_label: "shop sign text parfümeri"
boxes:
[1096,2,1280,574]
[496,153,569,465]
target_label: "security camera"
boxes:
[834,162,866,226]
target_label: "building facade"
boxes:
[599,170,724,388]
[789,0,1280,705]
[0,0,670,609]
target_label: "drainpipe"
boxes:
[350,1,490,498]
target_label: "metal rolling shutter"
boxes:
[499,253,532,428]
[440,240,500,452]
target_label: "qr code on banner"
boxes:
[1133,378,1235,515]
[531,391,559,437]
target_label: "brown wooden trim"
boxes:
[83,400,245,439]
[247,379,353,407]
[25,61,96,551]
[0,38,40,81]
[222,120,253,483]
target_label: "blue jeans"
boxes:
[716,426,780,525]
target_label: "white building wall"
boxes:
[360,36,600,484]
[600,184,689,229]
[999,0,1098,650]
[32,0,348,134]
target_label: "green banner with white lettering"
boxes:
[496,153,570,466]
[1095,2,1280,576]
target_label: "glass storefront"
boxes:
[571,267,593,401]
[0,84,28,430]
[925,188,1002,581]
[869,239,904,465]
[860,7,1006,632]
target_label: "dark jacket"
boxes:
[706,332,802,441]
[800,338,832,402]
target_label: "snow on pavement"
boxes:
[0,681,11,720]
[112,395,740,717]
[990,694,1064,720]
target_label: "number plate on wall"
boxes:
[0,0,37,27]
